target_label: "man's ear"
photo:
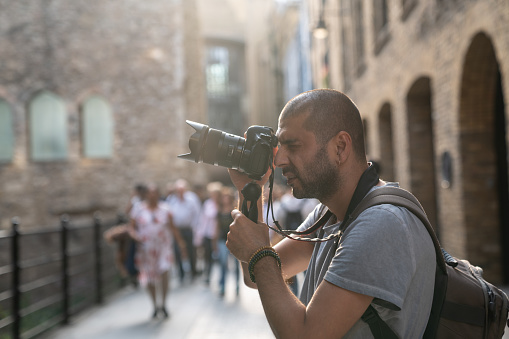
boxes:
[333,131,352,162]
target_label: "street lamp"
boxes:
[313,0,328,39]
[313,18,328,39]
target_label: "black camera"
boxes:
[178,120,278,180]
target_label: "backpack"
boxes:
[345,186,509,339]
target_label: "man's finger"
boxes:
[231,209,242,219]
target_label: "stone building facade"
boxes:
[197,0,246,135]
[0,0,207,229]
[305,0,509,283]
[4,0,507,285]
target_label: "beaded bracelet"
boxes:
[248,247,282,283]
[248,246,273,264]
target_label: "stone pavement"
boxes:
[40,270,509,339]
[43,271,274,339]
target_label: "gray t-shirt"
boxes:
[298,184,436,338]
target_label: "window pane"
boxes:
[82,96,113,158]
[206,47,230,96]
[0,99,14,162]
[30,92,68,161]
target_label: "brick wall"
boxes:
[0,0,207,229]
[313,0,509,283]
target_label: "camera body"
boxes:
[178,121,278,180]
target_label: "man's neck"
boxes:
[322,163,371,221]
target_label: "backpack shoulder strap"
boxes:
[350,186,446,273]
[348,186,448,339]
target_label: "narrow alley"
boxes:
[44,271,274,339]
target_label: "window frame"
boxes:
[29,91,69,162]
[0,98,14,163]
[81,95,114,159]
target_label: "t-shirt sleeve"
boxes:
[324,205,418,310]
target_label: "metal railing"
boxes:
[0,213,124,339]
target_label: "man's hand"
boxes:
[227,168,272,193]
[227,146,277,192]
[226,209,271,262]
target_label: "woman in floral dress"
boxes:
[129,184,186,319]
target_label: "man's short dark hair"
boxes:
[281,89,366,161]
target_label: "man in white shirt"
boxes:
[166,179,201,282]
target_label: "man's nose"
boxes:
[274,147,286,168]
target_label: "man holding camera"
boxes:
[226,89,436,338]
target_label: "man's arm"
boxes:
[254,255,373,339]
[227,162,315,286]
[232,180,313,287]
[228,210,373,338]
[274,236,314,280]
[240,234,314,289]
[226,172,372,337]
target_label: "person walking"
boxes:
[103,183,148,286]
[166,179,201,282]
[129,184,186,319]
[197,182,222,285]
[216,187,240,297]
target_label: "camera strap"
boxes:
[241,181,263,223]
[267,163,380,243]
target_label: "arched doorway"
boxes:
[378,103,395,182]
[459,32,508,283]
[406,77,439,234]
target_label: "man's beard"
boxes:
[286,146,341,201]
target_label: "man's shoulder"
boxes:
[350,190,434,254]
[360,183,424,227]
[355,200,429,240]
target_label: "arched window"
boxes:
[0,98,14,162]
[82,96,113,158]
[29,91,68,161]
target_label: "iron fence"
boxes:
[0,213,125,339]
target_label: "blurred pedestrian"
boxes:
[274,187,318,296]
[103,223,131,278]
[193,183,208,205]
[216,187,240,297]
[103,183,147,286]
[197,182,222,285]
[127,183,148,215]
[125,183,148,284]
[166,179,201,282]
[128,184,186,319]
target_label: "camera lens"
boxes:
[178,121,246,170]
[179,120,276,180]
[203,128,246,169]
